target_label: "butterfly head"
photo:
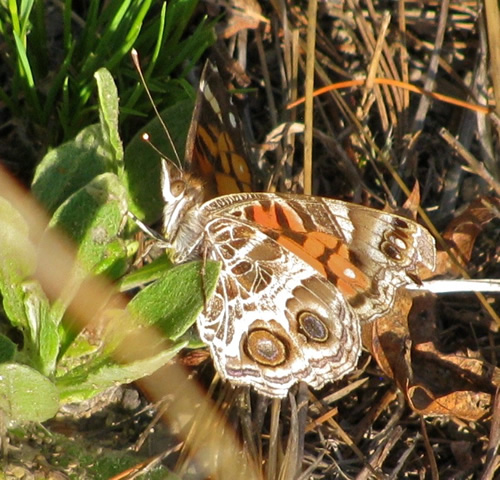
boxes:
[160,160,205,259]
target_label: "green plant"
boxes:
[0,0,215,165]
[0,68,219,426]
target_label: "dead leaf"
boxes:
[407,384,491,421]
[207,0,266,38]
[362,292,497,421]
[435,197,499,276]
[179,348,210,367]
[382,182,421,220]
[361,291,415,392]
[401,181,422,219]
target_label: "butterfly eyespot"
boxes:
[380,241,403,261]
[170,180,186,197]
[298,312,329,343]
[393,217,409,229]
[386,232,408,251]
[245,329,287,366]
[380,228,411,261]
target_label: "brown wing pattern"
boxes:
[184,62,253,200]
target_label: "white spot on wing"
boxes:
[394,237,407,250]
[344,268,357,279]
[229,112,237,128]
[204,84,221,116]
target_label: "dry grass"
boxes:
[1,1,499,479]
[163,2,499,478]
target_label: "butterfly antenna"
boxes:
[141,133,171,163]
[131,49,182,167]
[141,133,184,178]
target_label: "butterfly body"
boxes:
[159,62,436,398]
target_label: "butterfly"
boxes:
[160,61,436,398]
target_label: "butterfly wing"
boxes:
[195,192,435,396]
[205,192,436,323]
[198,213,361,398]
[184,62,253,200]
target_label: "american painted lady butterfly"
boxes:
[161,62,436,398]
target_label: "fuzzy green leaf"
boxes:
[95,68,123,167]
[0,363,59,427]
[49,172,129,277]
[0,198,61,375]
[127,261,220,341]
[56,341,187,404]
[31,124,112,213]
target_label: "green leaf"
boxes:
[95,68,123,168]
[0,362,59,427]
[49,172,129,277]
[0,197,36,328]
[56,341,187,404]
[118,254,173,292]
[31,124,112,213]
[0,334,17,363]
[124,98,194,223]
[127,261,220,341]
[32,67,124,213]
[0,198,61,375]
[19,281,60,376]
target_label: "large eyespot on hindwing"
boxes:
[245,328,287,366]
[297,311,329,343]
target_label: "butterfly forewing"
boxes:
[184,62,254,200]
[201,193,436,324]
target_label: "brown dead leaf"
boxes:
[362,292,496,420]
[401,182,422,219]
[435,197,499,276]
[179,348,210,367]
[407,384,491,421]
[383,182,421,220]
[208,0,266,38]
[361,291,415,392]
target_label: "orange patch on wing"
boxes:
[276,231,371,296]
[219,131,232,151]
[194,145,215,178]
[198,126,218,158]
[337,278,357,297]
[308,231,341,249]
[276,236,327,277]
[218,132,233,173]
[220,150,231,176]
[302,235,326,258]
[325,244,370,296]
[251,204,280,229]
[231,153,252,185]
[218,132,252,187]
[302,232,342,258]
[215,173,240,195]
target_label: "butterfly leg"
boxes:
[200,237,211,313]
